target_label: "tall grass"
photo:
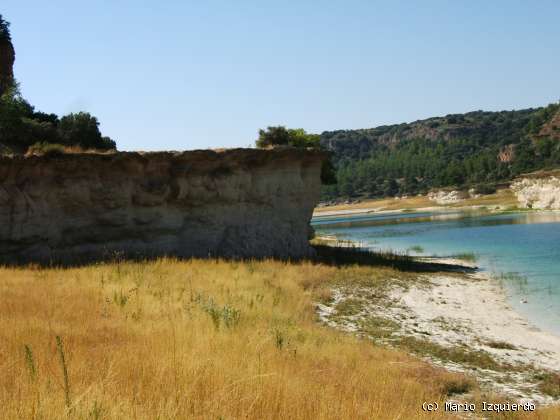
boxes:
[24,344,37,381]
[0,258,557,419]
[55,336,72,410]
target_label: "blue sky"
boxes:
[3,1,559,151]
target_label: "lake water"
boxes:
[312,210,560,336]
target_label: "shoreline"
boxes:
[313,203,560,218]
[312,188,560,218]
[313,206,456,218]
[316,251,560,403]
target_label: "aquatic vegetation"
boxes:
[535,372,560,398]
[485,340,517,350]
[408,245,424,254]
[452,252,478,263]
[496,272,529,293]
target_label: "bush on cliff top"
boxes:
[255,126,337,184]
[256,126,321,149]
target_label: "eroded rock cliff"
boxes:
[0,148,325,264]
[511,173,560,209]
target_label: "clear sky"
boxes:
[3,1,559,151]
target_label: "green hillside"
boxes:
[320,103,560,199]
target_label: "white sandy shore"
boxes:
[391,272,560,372]
[313,207,388,217]
[317,266,560,402]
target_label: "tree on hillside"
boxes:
[0,14,15,97]
[0,14,11,41]
[58,112,116,150]
[32,111,59,125]
[0,91,34,147]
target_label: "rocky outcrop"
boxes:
[511,175,560,209]
[376,119,483,145]
[427,190,467,205]
[534,110,560,141]
[498,144,516,163]
[0,148,326,264]
[0,34,15,96]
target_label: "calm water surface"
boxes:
[312,211,560,335]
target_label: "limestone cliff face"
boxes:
[0,148,325,264]
[511,175,560,209]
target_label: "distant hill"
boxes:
[320,103,560,199]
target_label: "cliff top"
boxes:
[0,146,327,168]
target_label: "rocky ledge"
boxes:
[0,148,326,264]
[511,173,560,210]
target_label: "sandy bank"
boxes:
[317,266,560,403]
[313,204,508,218]
[391,272,560,372]
[313,189,519,217]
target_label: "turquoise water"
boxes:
[312,211,560,335]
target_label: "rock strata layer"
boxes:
[0,148,325,264]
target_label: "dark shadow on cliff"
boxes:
[310,244,477,273]
[0,245,475,274]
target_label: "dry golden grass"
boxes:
[24,143,117,157]
[315,195,434,213]
[314,189,519,214]
[447,188,518,208]
[1,258,557,419]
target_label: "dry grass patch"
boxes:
[314,195,434,213]
[0,258,465,419]
[313,188,519,214]
[1,258,557,419]
[535,372,560,399]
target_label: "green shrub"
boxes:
[473,183,497,195]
